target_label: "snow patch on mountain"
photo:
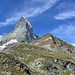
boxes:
[0,39,18,50]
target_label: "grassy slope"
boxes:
[13,50,75,75]
[2,43,75,75]
[11,43,75,64]
[0,53,27,75]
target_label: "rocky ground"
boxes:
[0,43,75,75]
[32,33,75,55]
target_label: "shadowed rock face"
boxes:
[1,17,38,45]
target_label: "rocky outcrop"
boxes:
[0,17,38,46]
[32,33,75,55]
[1,42,75,75]
[0,52,38,75]
[32,33,55,45]
[27,53,75,75]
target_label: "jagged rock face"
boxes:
[1,17,38,45]
[32,33,75,55]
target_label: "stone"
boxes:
[32,33,75,55]
[0,16,38,47]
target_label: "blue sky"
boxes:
[0,0,75,45]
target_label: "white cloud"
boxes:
[0,35,3,42]
[51,23,75,44]
[0,0,59,26]
[55,1,75,20]
[55,10,75,20]
[72,44,75,46]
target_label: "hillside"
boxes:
[32,33,75,55]
[1,43,75,75]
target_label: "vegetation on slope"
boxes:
[2,43,75,75]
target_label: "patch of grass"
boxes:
[50,44,54,48]
[14,43,40,50]
[0,52,5,56]
[58,71,71,75]
[13,49,75,64]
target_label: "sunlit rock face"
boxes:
[0,16,38,46]
[32,33,75,55]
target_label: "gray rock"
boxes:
[1,16,38,45]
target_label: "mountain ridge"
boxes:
[32,33,75,55]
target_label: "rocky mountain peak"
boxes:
[43,33,53,38]
[16,16,32,28]
[20,16,27,22]
[0,16,38,49]
[32,33,75,55]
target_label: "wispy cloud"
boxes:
[0,0,59,26]
[0,35,3,41]
[55,10,75,20]
[51,22,75,44]
[55,1,75,20]
[72,44,75,46]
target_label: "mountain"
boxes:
[0,17,75,75]
[32,33,75,55]
[1,43,75,75]
[0,17,38,49]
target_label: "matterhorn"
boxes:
[0,17,38,49]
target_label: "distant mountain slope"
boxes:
[0,17,38,46]
[32,33,75,55]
